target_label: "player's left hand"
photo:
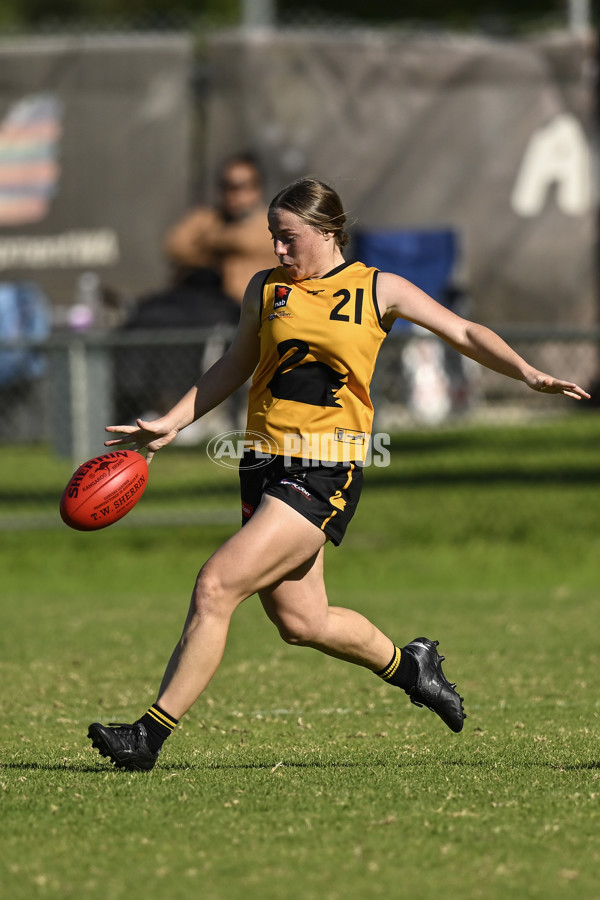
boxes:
[527,372,591,401]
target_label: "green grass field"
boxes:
[2,413,600,900]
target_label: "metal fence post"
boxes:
[49,335,114,464]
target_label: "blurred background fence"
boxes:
[1,323,599,530]
[0,0,599,527]
[2,324,598,452]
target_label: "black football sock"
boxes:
[138,704,179,754]
[375,645,417,691]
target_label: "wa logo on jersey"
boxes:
[273,285,292,309]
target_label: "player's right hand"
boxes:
[105,418,179,463]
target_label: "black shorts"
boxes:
[239,451,363,546]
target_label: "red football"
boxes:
[60,450,148,531]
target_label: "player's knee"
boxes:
[191,564,232,618]
[275,615,321,647]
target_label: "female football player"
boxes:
[88,178,589,770]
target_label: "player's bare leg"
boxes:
[89,496,327,769]
[259,545,394,668]
[260,544,465,733]
[156,496,328,719]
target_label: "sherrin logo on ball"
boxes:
[60,450,148,531]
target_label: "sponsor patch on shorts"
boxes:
[279,479,312,500]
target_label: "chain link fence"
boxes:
[2,323,598,445]
[1,324,598,529]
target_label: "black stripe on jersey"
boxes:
[371,270,391,334]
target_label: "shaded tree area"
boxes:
[0,0,576,33]
[278,0,568,30]
[0,0,238,30]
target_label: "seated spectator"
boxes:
[164,151,275,306]
[115,152,274,423]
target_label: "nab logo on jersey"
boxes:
[274,285,292,309]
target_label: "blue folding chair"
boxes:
[353,228,470,422]
[0,282,51,387]
[353,228,458,330]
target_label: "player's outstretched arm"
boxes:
[105,270,266,461]
[458,326,590,400]
[377,272,591,402]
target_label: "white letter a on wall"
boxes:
[511,113,592,217]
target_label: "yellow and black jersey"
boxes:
[246,260,388,463]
